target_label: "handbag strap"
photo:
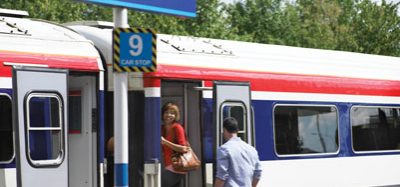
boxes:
[172,123,191,147]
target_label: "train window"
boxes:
[221,102,247,144]
[26,93,64,166]
[351,106,400,152]
[68,91,82,134]
[0,94,13,163]
[274,105,339,156]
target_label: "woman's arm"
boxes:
[161,136,189,153]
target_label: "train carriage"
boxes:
[1,7,400,187]
[0,9,105,187]
[68,21,400,187]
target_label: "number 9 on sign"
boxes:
[129,35,143,56]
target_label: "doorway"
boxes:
[68,75,98,187]
[161,80,203,187]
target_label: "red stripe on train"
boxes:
[148,64,400,96]
[0,51,99,77]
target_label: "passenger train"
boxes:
[0,7,400,187]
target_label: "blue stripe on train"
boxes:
[0,163,15,168]
[202,98,400,162]
[0,88,12,96]
[202,99,214,163]
[98,90,105,164]
[254,100,400,160]
[144,97,161,163]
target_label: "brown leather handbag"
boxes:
[170,125,200,172]
[171,141,201,172]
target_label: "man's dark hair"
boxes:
[223,117,239,133]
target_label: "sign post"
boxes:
[74,1,195,187]
[113,7,129,187]
[112,11,158,187]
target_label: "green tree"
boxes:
[223,0,400,56]
[180,0,235,39]
[1,0,230,38]
[350,0,400,56]
[333,0,359,52]
[125,0,233,39]
[223,0,288,43]
[294,0,340,49]
[1,0,112,23]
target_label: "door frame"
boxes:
[13,66,69,187]
[160,80,203,187]
[68,75,97,187]
[213,81,253,147]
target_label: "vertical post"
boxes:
[113,7,129,187]
[143,78,161,187]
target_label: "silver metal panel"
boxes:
[185,83,203,187]
[213,82,252,146]
[13,67,68,187]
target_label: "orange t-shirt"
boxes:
[162,123,187,167]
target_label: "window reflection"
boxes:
[351,107,400,152]
[222,103,247,143]
[274,105,339,155]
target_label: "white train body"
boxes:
[0,9,104,187]
[70,22,400,187]
[0,8,400,187]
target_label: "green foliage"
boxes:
[180,0,235,39]
[127,11,187,35]
[350,0,400,56]
[1,0,112,22]
[0,0,399,56]
[223,0,288,43]
[294,0,339,49]
[224,0,400,56]
[125,0,232,39]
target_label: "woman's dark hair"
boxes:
[161,102,180,121]
[223,117,239,133]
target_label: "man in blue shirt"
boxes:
[215,117,262,187]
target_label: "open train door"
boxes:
[12,66,69,187]
[209,81,254,186]
[213,81,253,147]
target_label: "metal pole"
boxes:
[113,7,129,187]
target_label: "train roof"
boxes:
[0,10,103,72]
[67,22,400,81]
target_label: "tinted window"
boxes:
[221,103,247,143]
[351,107,400,152]
[274,105,339,155]
[68,91,82,134]
[0,95,13,162]
[27,93,64,165]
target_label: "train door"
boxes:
[68,75,97,187]
[161,80,203,187]
[209,81,254,185]
[213,81,253,146]
[13,67,69,187]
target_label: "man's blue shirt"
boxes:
[216,136,262,187]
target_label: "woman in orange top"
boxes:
[161,102,189,187]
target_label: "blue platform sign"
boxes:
[113,28,157,72]
[120,32,151,67]
[78,0,196,17]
